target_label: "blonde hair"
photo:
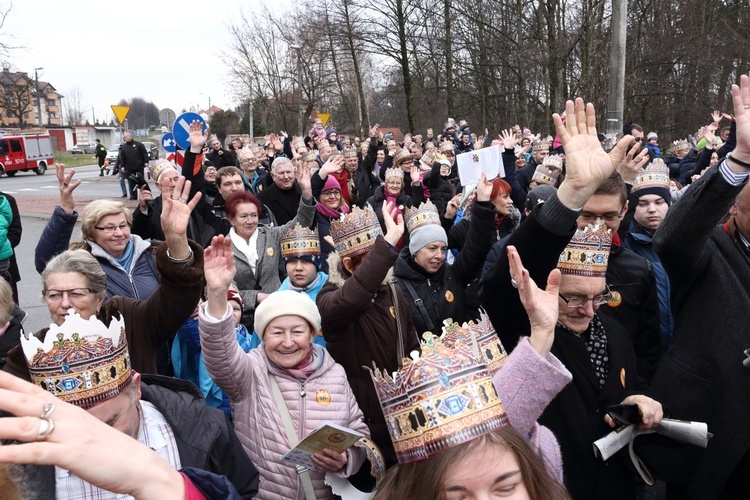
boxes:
[0,278,13,324]
[80,200,132,242]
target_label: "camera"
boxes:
[128,172,151,192]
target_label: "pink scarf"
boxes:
[316,201,349,220]
[279,347,317,380]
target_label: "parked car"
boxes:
[106,144,121,165]
[142,141,158,160]
[70,143,97,154]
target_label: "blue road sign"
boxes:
[172,113,206,149]
[161,132,176,153]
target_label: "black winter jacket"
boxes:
[18,375,260,499]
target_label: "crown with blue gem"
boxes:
[558,221,612,278]
[330,205,383,258]
[368,313,509,464]
[22,310,131,409]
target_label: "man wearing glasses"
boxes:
[480,98,663,499]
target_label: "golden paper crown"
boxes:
[343,148,358,158]
[22,310,131,409]
[405,200,441,234]
[292,139,306,150]
[250,146,263,154]
[150,160,177,183]
[439,142,455,154]
[280,223,321,259]
[300,151,318,164]
[558,222,612,278]
[330,205,383,258]
[394,149,413,165]
[672,139,689,151]
[533,141,549,152]
[384,167,404,180]
[632,160,670,194]
[419,151,437,167]
[369,315,509,464]
[531,162,561,187]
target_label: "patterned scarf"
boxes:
[560,314,609,388]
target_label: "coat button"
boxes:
[300,391,306,397]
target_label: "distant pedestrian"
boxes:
[115,132,149,200]
[94,139,108,176]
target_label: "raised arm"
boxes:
[35,164,82,273]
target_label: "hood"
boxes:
[326,250,394,289]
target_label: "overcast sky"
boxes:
[7,0,279,125]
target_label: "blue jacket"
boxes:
[35,206,159,301]
[623,221,674,354]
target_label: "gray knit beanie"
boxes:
[409,225,448,256]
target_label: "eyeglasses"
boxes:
[240,158,254,164]
[94,223,129,234]
[578,213,623,224]
[559,286,613,308]
[320,190,340,198]
[43,288,94,302]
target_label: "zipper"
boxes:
[298,380,306,441]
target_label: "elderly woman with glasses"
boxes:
[35,164,161,301]
[4,171,205,382]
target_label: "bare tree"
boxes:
[62,86,86,125]
[0,70,31,127]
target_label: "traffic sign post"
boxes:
[159,108,175,131]
[111,105,131,125]
[172,112,206,149]
[162,132,176,153]
[167,151,184,167]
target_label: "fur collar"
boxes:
[326,250,394,288]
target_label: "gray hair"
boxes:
[271,157,294,172]
[41,250,107,299]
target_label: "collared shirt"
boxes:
[719,160,750,251]
[55,400,181,500]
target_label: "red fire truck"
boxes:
[0,132,52,176]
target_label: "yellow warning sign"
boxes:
[111,105,131,125]
[317,113,331,127]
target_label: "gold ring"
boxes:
[36,418,55,441]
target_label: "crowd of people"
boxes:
[1,75,750,500]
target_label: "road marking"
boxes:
[17,188,39,191]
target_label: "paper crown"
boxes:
[419,151,437,167]
[22,310,132,409]
[369,313,509,464]
[532,156,562,187]
[343,148,358,158]
[384,167,404,180]
[150,161,177,183]
[533,141,549,152]
[300,151,318,164]
[632,160,670,194]
[330,205,383,258]
[250,146,263,154]
[281,223,321,260]
[558,222,612,278]
[672,139,689,151]
[439,142,455,153]
[292,139,306,150]
[394,149,413,165]
[405,200,441,234]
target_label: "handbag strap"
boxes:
[398,278,435,331]
[269,374,317,500]
[388,282,406,368]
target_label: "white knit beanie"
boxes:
[254,290,321,339]
[409,225,448,256]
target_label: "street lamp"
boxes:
[34,67,43,127]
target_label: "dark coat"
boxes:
[182,149,235,238]
[393,200,495,335]
[598,241,662,383]
[479,194,649,499]
[423,161,454,217]
[207,147,237,168]
[258,182,302,226]
[18,375,259,499]
[131,194,215,249]
[5,241,204,380]
[0,305,24,370]
[317,236,420,465]
[117,139,149,172]
[645,166,750,498]
[365,185,422,233]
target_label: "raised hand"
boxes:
[475,173,493,202]
[204,235,237,293]
[409,165,420,185]
[56,163,80,214]
[369,123,380,138]
[188,120,208,151]
[730,74,750,164]
[297,163,313,199]
[500,129,517,150]
[507,245,560,358]
[712,110,722,123]
[320,155,344,178]
[703,127,716,146]
[382,200,404,246]
[138,185,153,212]
[554,98,633,209]
[161,176,201,261]
[617,142,650,184]
[445,194,461,219]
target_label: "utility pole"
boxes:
[34,67,43,127]
[606,0,627,137]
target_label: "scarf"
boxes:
[229,227,259,275]
[268,344,323,380]
[316,200,349,220]
[0,320,9,338]
[560,314,609,388]
[113,240,135,272]
[633,220,657,238]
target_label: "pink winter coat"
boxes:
[199,303,369,500]
[493,336,572,484]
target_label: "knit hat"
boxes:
[254,290,321,339]
[632,159,671,205]
[322,175,342,192]
[524,184,557,211]
[409,224,448,256]
[228,284,244,308]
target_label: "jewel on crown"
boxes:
[368,314,509,464]
[329,205,383,258]
[280,223,320,259]
[632,159,670,192]
[404,200,441,234]
[384,167,404,180]
[557,221,612,278]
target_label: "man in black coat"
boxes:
[480,99,663,499]
[258,157,302,225]
[207,136,237,168]
[643,76,750,499]
[116,131,150,200]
